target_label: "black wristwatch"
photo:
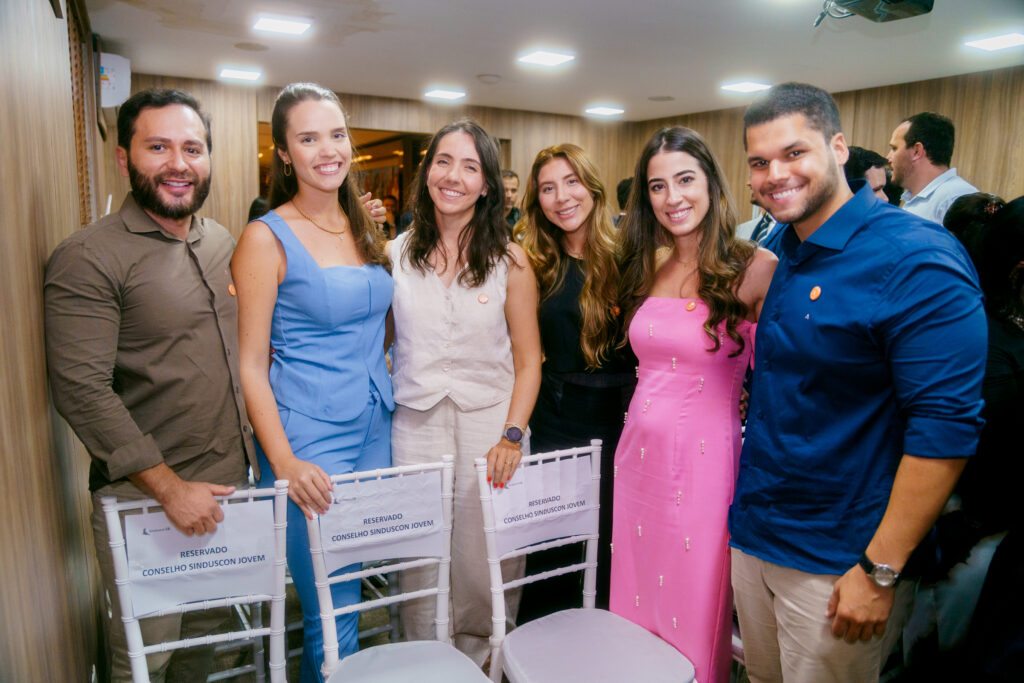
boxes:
[858,552,900,588]
[502,423,524,444]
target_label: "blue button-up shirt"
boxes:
[729,181,986,575]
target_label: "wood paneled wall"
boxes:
[628,66,1024,220]
[115,65,1022,238]
[0,0,97,681]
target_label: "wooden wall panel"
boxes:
[628,66,1024,219]
[125,65,1022,236]
[0,0,97,680]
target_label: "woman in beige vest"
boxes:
[385,118,542,664]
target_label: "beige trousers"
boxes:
[731,547,914,683]
[391,397,525,665]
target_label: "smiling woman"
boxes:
[385,118,542,664]
[231,83,393,683]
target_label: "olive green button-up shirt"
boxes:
[44,194,257,492]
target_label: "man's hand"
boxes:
[157,479,236,536]
[826,564,895,642]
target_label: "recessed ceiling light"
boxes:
[721,81,772,93]
[253,16,312,35]
[518,50,576,67]
[965,32,1024,51]
[424,89,466,101]
[219,68,262,82]
[584,106,625,117]
[648,95,675,102]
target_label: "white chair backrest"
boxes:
[102,480,289,683]
[307,455,455,675]
[475,440,602,648]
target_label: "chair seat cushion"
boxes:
[502,608,695,683]
[327,640,490,683]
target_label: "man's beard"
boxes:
[128,159,211,220]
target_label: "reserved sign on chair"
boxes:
[124,500,277,616]
[318,470,445,572]
[491,455,594,556]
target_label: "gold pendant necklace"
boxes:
[293,200,347,239]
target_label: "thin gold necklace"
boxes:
[293,200,347,239]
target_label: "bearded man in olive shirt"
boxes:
[44,89,256,682]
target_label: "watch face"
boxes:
[874,566,898,588]
[504,426,524,443]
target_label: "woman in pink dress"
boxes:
[610,126,776,683]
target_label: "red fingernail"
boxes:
[487,477,491,482]
[499,482,505,488]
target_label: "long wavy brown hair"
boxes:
[404,119,510,287]
[267,82,386,267]
[520,144,621,368]
[619,126,756,356]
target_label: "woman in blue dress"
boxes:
[232,82,393,683]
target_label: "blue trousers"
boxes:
[257,392,391,683]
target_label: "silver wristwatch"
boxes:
[858,552,900,588]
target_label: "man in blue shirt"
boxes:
[728,82,986,683]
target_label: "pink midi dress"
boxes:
[610,297,752,683]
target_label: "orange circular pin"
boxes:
[685,301,697,311]
[809,286,821,301]
[228,284,237,296]
[478,293,489,304]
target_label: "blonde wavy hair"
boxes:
[520,143,622,368]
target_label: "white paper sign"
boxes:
[124,500,276,617]
[492,455,594,556]
[318,470,444,573]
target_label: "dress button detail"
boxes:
[685,300,697,311]
[637,525,642,537]
[673,617,678,629]
[810,285,821,301]
[671,357,677,370]
[635,595,640,607]
[698,377,704,392]
[649,323,654,337]
[610,543,614,554]
[623,411,628,424]
[643,398,651,413]
[700,440,705,454]
[685,537,691,550]
[659,575,664,587]
[614,465,619,478]
[640,447,645,461]
[676,491,682,505]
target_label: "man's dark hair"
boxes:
[501,169,519,182]
[844,146,888,183]
[743,82,841,148]
[901,112,955,167]
[616,177,632,211]
[117,88,212,152]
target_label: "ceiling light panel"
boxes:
[424,89,466,101]
[584,106,625,117]
[253,16,312,35]
[518,50,576,67]
[219,68,262,82]
[721,81,772,93]
[965,33,1024,51]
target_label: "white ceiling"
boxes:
[85,0,1024,121]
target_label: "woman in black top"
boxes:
[517,143,636,618]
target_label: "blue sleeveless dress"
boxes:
[254,210,394,682]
